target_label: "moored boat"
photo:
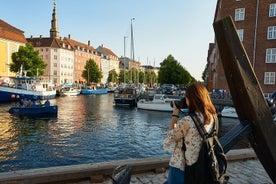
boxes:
[0,76,56,102]
[81,87,108,95]
[9,104,58,116]
[137,94,188,112]
[114,86,139,107]
[221,106,238,118]
[60,87,81,96]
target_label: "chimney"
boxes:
[68,34,70,39]
[88,40,90,46]
[39,35,42,39]
[30,35,33,38]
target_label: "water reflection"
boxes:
[0,94,241,172]
[0,94,173,172]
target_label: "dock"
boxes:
[0,148,272,184]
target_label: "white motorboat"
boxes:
[61,87,80,96]
[221,106,238,118]
[137,94,188,112]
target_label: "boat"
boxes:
[114,86,139,107]
[0,76,56,102]
[8,103,58,116]
[221,106,238,118]
[137,94,188,112]
[81,86,108,95]
[60,87,81,96]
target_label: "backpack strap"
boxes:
[190,113,211,140]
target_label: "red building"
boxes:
[209,0,276,97]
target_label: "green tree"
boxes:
[119,69,129,83]
[107,69,118,83]
[82,59,102,83]
[145,71,157,84]
[10,43,47,77]
[138,71,145,83]
[158,54,193,85]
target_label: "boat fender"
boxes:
[32,86,36,91]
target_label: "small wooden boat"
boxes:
[9,105,58,116]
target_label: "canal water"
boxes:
[0,94,242,172]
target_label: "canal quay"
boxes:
[0,94,272,183]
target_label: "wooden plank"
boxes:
[0,157,169,184]
[220,122,252,153]
[213,16,276,183]
[0,150,255,184]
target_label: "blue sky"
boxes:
[1,0,217,80]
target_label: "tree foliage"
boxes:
[107,69,118,83]
[158,54,194,85]
[10,43,47,77]
[82,59,102,83]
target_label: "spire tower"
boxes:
[50,0,59,38]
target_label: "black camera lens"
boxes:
[170,98,187,109]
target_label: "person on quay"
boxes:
[163,82,217,184]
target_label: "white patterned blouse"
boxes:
[163,113,214,171]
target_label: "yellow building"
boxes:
[0,19,27,77]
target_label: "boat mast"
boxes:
[124,36,127,84]
[130,18,135,84]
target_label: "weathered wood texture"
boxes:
[0,150,256,184]
[213,16,276,183]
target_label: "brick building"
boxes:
[209,0,276,96]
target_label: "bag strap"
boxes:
[190,113,209,140]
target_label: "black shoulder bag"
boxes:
[185,114,229,184]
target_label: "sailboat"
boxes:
[114,18,139,107]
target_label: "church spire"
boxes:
[50,0,59,38]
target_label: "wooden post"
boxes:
[213,16,276,182]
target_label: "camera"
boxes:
[170,97,187,109]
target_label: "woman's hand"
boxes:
[172,101,180,115]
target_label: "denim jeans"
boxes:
[164,166,185,184]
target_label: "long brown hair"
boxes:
[185,82,217,125]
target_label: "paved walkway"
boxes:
[99,158,272,184]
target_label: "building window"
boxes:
[54,63,57,67]
[269,4,276,17]
[236,29,244,41]
[264,72,275,85]
[235,8,245,21]
[266,48,276,63]
[54,70,57,76]
[267,26,276,39]
[54,55,57,60]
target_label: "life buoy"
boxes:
[32,86,36,90]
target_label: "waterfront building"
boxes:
[27,36,74,86]
[209,0,276,96]
[0,19,27,77]
[64,36,102,85]
[96,45,120,84]
[27,1,74,86]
